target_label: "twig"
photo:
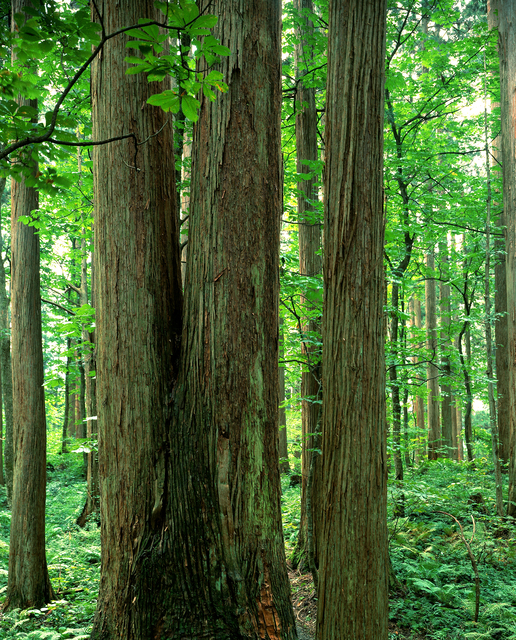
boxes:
[437,511,480,623]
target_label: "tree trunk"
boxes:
[439,241,454,458]
[483,85,504,517]
[488,1,511,466]
[411,296,426,460]
[61,341,71,454]
[76,202,99,525]
[90,0,183,635]
[426,250,441,459]
[164,0,296,633]
[91,1,296,637]
[0,181,13,500]
[4,2,54,609]
[390,282,404,516]
[292,0,322,574]
[496,0,516,514]
[317,0,388,638]
[279,316,290,474]
[456,404,464,461]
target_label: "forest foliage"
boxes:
[1,0,516,638]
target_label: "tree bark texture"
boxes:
[497,0,516,513]
[316,1,388,638]
[91,0,296,637]
[4,1,54,611]
[293,0,322,573]
[489,0,511,468]
[163,0,296,634]
[90,0,183,635]
[426,250,441,459]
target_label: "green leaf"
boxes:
[193,15,218,29]
[147,90,180,113]
[181,94,200,122]
[210,44,231,56]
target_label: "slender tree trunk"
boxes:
[279,316,290,474]
[4,2,54,609]
[61,342,71,455]
[317,0,388,637]
[483,82,504,516]
[293,0,322,574]
[390,283,404,515]
[456,404,464,461]
[451,394,458,460]
[440,241,453,457]
[0,186,13,500]
[411,296,426,460]
[488,1,511,467]
[426,250,441,459]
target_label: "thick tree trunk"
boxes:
[90,0,183,635]
[91,1,295,638]
[496,0,516,514]
[316,0,388,638]
[426,250,441,459]
[4,4,54,608]
[164,0,296,634]
[292,0,322,574]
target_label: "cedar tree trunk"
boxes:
[316,0,388,637]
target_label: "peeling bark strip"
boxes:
[317,0,389,639]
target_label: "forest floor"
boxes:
[0,438,516,639]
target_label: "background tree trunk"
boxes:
[426,250,441,459]
[279,316,290,474]
[292,0,322,574]
[488,0,511,466]
[440,241,453,458]
[0,188,13,500]
[411,296,426,460]
[316,0,388,637]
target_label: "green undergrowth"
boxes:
[1,431,516,640]
[280,456,516,639]
[389,457,516,639]
[0,444,99,640]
